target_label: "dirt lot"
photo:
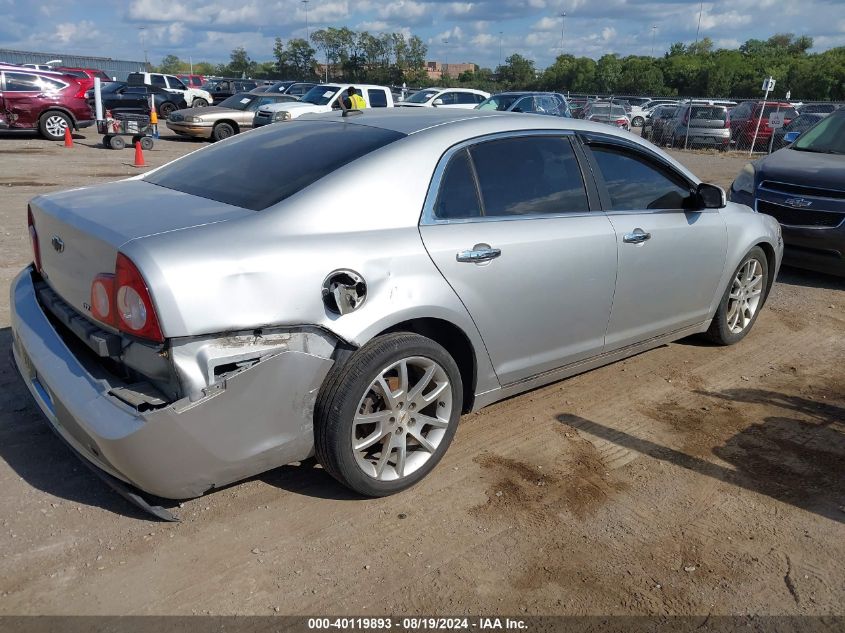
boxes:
[0,126,842,617]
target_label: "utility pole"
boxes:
[442,39,449,80]
[651,25,657,57]
[302,0,310,41]
[559,12,566,53]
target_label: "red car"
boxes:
[0,65,95,140]
[730,100,798,150]
[56,67,113,93]
[177,74,206,88]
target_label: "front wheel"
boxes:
[192,98,208,108]
[212,122,235,142]
[159,102,176,118]
[314,333,463,496]
[705,246,769,345]
[632,116,644,127]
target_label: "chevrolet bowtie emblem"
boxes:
[784,198,812,208]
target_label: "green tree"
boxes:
[227,47,255,77]
[595,54,622,93]
[158,54,184,74]
[496,53,536,89]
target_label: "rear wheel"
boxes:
[212,122,235,142]
[705,246,769,345]
[109,135,125,150]
[315,333,463,496]
[632,116,644,127]
[139,136,154,151]
[192,98,208,108]
[39,111,71,141]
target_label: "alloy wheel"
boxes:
[726,258,764,334]
[45,115,68,138]
[352,356,453,481]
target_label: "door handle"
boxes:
[623,229,651,244]
[456,245,501,263]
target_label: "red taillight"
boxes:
[616,118,628,126]
[27,207,42,273]
[724,113,731,129]
[114,253,163,342]
[72,79,87,99]
[89,254,163,342]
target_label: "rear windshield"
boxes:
[144,121,406,211]
[756,105,798,118]
[690,106,727,120]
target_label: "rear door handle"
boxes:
[623,229,651,244]
[456,245,501,263]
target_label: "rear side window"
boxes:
[151,75,166,88]
[455,92,478,105]
[589,146,691,210]
[469,136,588,217]
[368,89,388,107]
[95,71,111,81]
[39,77,67,91]
[145,121,405,211]
[4,72,39,91]
[434,150,481,220]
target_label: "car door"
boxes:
[420,133,618,385]
[1,71,43,129]
[581,135,727,350]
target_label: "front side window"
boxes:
[469,136,589,217]
[168,77,187,90]
[476,94,520,111]
[4,72,39,91]
[589,145,692,210]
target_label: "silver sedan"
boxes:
[11,109,782,516]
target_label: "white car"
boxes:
[253,84,394,127]
[127,72,214,107]
[398,88,490,109]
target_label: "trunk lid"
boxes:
[31,179,251,324]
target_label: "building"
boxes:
[0,49,146,80]
[425,61,476,81]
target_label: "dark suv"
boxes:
[0,65,94,140]
[729,108,845,276]
[202,78,258,102]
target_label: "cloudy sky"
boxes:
[1,0,844,69]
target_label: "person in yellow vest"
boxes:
[342,87,366,110]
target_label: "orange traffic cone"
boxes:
[133,141,146,167]
[63,127,73,148]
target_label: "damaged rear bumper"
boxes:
[10,267,335,500]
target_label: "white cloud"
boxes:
[53,20,102,46]
[379,0,428,20]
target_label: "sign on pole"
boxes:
[761,77,776,92]
[768,112,786,129]
[785,90,791,100]
[750,76,775,156]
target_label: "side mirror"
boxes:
[783,131,801,143]
[696,183,726,209]
[432,98,444,106]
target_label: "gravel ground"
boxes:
[0,125,842,617]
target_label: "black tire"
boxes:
[102,135,112,148]
[109,135,126,150]
[159,102,176,118]
[212,122,235,142]
[632,116,644,127]
[192,98,208,108]
[314,332,463,497]
[140,137,154,151]
[39,111,71,141]
[705,246,769,346]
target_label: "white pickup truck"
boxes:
[127,72,214,108]
[253,83,394,127]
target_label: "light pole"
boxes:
[498,31,503,67]
[559,12,566,53]
[442,39,449,80]
[302,0,310,41]
[651,25,657,57]
[138,26,148,68]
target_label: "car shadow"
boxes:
[557,387,844,524]
[776,266,845,291]
[0,327,161,521]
